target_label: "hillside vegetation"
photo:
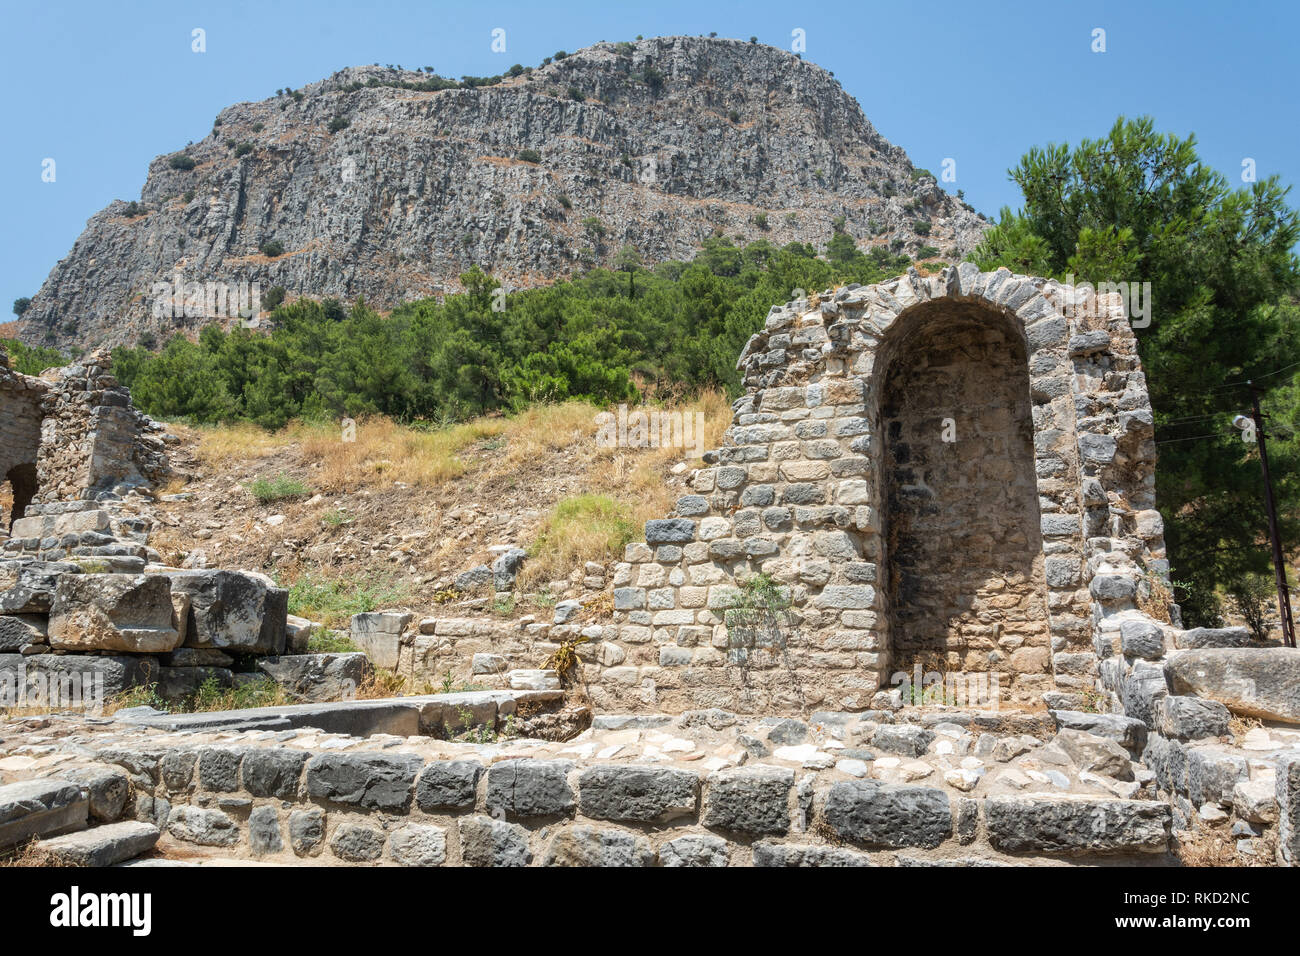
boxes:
[110,237,917,428]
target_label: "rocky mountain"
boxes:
[21,35,988,351]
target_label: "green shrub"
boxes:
[234,142,254,157]
[168,154,197,170]
[248,472,311,502]
[517,148,542,164]
[328,116,349,132]
[259,239,285,257]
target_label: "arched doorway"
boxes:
[879,301,1051,695]
[3,463,37,531]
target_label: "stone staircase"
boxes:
[0,770,160,866]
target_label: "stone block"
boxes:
[824,781,952,849]
[47,573,179,652]
[701,766,793,835]
[578,765,699,822]
[485,759,575,818]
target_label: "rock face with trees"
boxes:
[18,36,985,351]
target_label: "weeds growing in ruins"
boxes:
[305,628,359,654]
[723,573,805,706]
[103,677,289,716]
[544,634,591,686]
[284,569,412,629]
[248,472,313,503]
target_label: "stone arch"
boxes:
[0,373,43,534]
[4,463,38,530]
[870,298,1054,701]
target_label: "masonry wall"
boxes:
[880,306,1052,695]
[0,347,171,519]
[553,266,1168,716]
[0,354,44,527]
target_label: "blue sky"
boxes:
[2,0,1297,320]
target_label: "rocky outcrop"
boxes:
[19,36,987,350]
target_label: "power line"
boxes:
[1155,432,1225,445]
[1210,359,1300,391]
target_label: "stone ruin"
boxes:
[0,347,309,703]
[2,267,1300,868]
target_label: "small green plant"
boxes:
[556,193,572,210]
[286,569,412,629]
[724,573,793,649]
[753,212,768,230]
[168,153,196,170]
[233,142,254,157]
[321,507,350,527]
[306,628,358,653]
[259,238,286,257]
[328,115,349,132]
[517,148,542,164]
[249,472,311,502]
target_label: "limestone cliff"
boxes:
[21,36,987,350]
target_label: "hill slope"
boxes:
[21,35,986,350]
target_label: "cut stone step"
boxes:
[38,820,160,866]
[0,779,88,850]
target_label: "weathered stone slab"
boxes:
[58,766,128,823]
[167,569,288,655]
[701,766,793,835]
[542,826,654,866]
[9,653,159,703]
[241,748,310,799]
[658,834,730,867]
[458,816,532,867]
[1155,695,1231,741]
[47,573,179,652]
[0,613,46,651]
[0,560,81,614]
[872,724,934,757]
[1050,710,1147,754]
[485,760,575,818]
[1054,728,1134,781]
[1277,756,1300,865]
[39,820,159,866]
[388,824,447,866]
[753,842,875,866]
[258,653,371,702]
[824,781,952,848]
[350,611,412,669]
[578,765,699,822]
[166,805,238,846]
[1166,648,1300,724]
[0,779,88,849]
[985,796,1169,854]
[415,760,484,811]
[305,752,422,811]
[1174,626,1252,650]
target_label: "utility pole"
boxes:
[1241,383,1296,647]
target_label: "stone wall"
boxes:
[0,346,171,525]
[17,719,1179,866]
[543,265,1169,716]
[0,352,43,527]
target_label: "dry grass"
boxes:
[513,387,732,590]
[0,839,50,868]
[300,416,507,492]
[182,421,294,467]
[1176,825,1276,867]
[1229,714,1263,741]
